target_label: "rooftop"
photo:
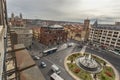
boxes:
[93,21,120,30]
[49,25,63,29]
[14,44,45,80]
[93,24,120,30]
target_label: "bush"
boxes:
[74,68,80,73]
[105,71,112,77]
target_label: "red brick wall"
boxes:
[33,27,67,46]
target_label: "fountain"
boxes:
[76,54,102,73]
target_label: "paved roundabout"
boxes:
[64,48,119,80]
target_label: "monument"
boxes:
[76,54,102,73]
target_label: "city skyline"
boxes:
[7,0,120,23]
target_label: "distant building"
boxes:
[11,27,33,48]
[115,22,120,26]
[33,25,67,46]
[9,13,25,27]
[64,19,90,41]
[89,21,120,51]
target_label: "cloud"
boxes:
[7,0,120,23]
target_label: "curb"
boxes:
[64,52,120,80]
[64,54,81,80]
[91,54,120,80]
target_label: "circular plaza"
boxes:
[64,52,118,80]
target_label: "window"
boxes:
[106,40,109,43]
[112,38,116,41]
[109,31,112,33]
[113,35,117,37]
[114,32,119,34]
[107,37,110,40]
[108,34,112,36]
[111,41,115,44]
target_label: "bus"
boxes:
[50,73,64,80]
[43,47,58,55]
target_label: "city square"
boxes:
[29,40,120,80]
[0,0,120,80]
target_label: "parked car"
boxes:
[32,56,40,60]
[41,62,47,68]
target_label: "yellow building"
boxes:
[64,19,90,41]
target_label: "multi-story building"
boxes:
[64,19,90,41]
[32,27,41,40]
[64,24,84,41]
[89,21,120,51]
[0,0,45,80]
[33,25,67,46]
[11,27,33,48]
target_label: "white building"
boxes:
[89,21,120,52]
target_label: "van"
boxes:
[51,64,61,75]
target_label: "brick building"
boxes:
[33,25,67,46]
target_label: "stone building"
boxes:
[33,25,67,46]
[9,13,25,27]
[11,27,33,48]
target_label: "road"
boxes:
[86,47,120,74]
[30,40,120,80]
[38,47,76,80]
[30,40,82,80]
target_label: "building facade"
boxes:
[33,25,67,46]
[11,27,33,48]
[64,19,90,41]
[9,13,25,27]
[89,21,120,51]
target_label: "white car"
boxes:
[67,43,74,47]
[33,56,40,60]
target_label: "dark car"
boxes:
[40,62,47,68]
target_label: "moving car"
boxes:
[51,64,61,75]
[41,62,47,68]
[32,56,40,60]
[67,42,74,47]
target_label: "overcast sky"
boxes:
[7,0,120,23]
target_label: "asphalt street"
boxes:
[29,40,120,80]
[86,47,120,74]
